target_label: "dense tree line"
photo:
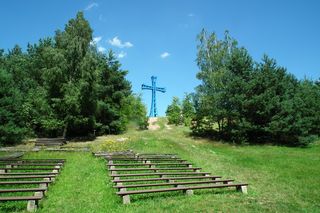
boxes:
[190,29,320,146]
[0,12,147,145]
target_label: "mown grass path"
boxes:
[33,152,117,213]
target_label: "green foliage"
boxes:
[166,97,183,125]
[193,29,320,146]
[120,94,148,130]
[0,12,146,145]
[95,51,132,134]
[181,93,196,126]
[0,69,27,145]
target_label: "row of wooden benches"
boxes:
[98,152,248,204]
[35,138,66,146]
[0,159,65,212]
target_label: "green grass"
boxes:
[0,122,320,212]
[0,152,8,157]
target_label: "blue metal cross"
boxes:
[142,76,166,117]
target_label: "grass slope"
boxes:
[0,118,319,212]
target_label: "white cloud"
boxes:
[98,46,106,53]
[108,36,133,48]
[85,3,98,11]
[117,51,127,58]
[160,52,170,59]
[188,13,195,17]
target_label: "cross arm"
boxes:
[141,84,153,90]
[156,87,166,93]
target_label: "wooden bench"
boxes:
[107,158,187,162]
[112,175,222,183]
[97,153,177,157]
[0,167,61,173]
[35,138,66,146]
[0,158,65,212]
[111,172,210,179]
[114,179,235,190]
[0,195,43,211]
[0,163,63,166]
[109,167,202,172]
[0,187,47,193]
[0,172,59,175]
[137,153,178,156]
[0,159,65,162]
[107,162,192,167]
[0,175,57,180]
[95,153,136,157]
[117,183,248,204]
[0,180,52,186]
[99,152,249,205]
[106,156,181,160]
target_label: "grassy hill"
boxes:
[1,118,319,212]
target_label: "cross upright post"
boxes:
[142,76,166,117]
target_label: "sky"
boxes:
[0,0,319,116]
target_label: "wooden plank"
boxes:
[105,158,187,162]
[36,139,65,141]
[0,175,56,179]
[137,153,177,155]
[0,188,47,193]
[35,142,64,144]
[0,167,60,170]
[0,172,58,175]
[0,163,63,166]
[35,141,64,143]
[111,172,210,177]
[107,163,191,166]
[0,196,43,201]
[35,144,63,146]
[36,141,64,144]
[0,159,65,162]
[95,153,135,156]
[94,151,134,155]
[114,179,234,188]
[109,167,201,171]
[0,180,52,185]
[36,137,65,140]
[112,175,221,183]
[117,183,249,195]
[106,157,181,160]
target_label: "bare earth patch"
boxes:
[148,117,160,130]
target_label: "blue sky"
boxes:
[1,0,319,116]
